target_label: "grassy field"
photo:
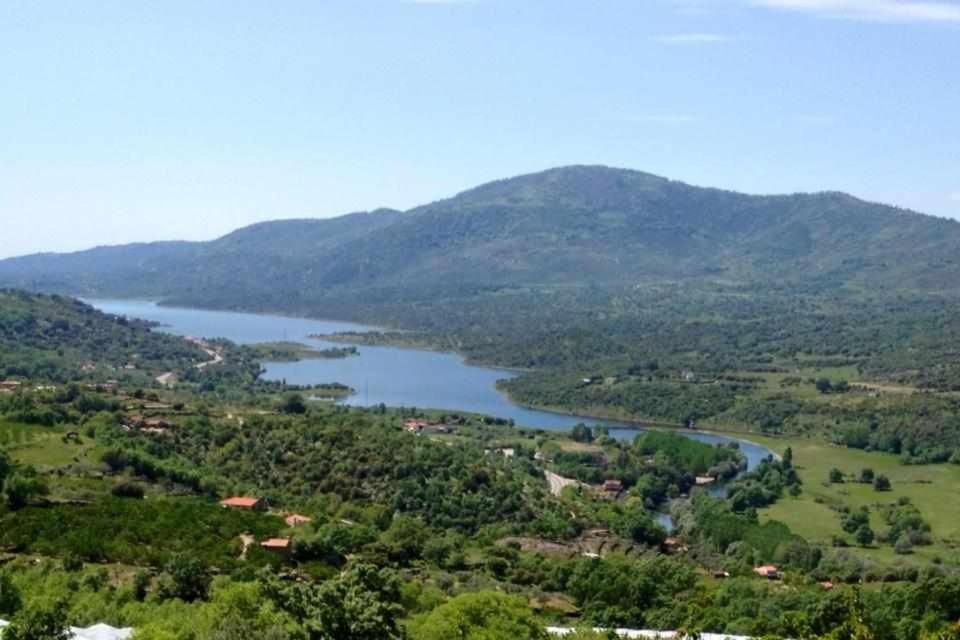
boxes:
[752,434,960,565]
[1,418,100,468]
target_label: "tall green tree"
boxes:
[2,600,70,640]
[265,564,405,640]
[2,468,49,510]
[411,591,548,640]
[0,572,22,616]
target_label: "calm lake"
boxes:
[89,299,773,469]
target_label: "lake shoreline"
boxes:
[90,299,777,466]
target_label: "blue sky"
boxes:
[1,0,958,258]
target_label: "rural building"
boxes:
[220,496,267,511]
[260,537,291,552]
[753,565,779,579]
[662,537,687,554]
[285,513,312,527]
[143,418,173,431]
[0,380,22,392]
[695,476,716,486]
[603,479,623,494]
[404,419,429,433]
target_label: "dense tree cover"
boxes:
[5,285,960,638]
[11,165,960,305]
[3,383,960,638]
[546,430,743,509]
[634,431,743,478]
[676,495,820,572]
[0,290,204,382]
[504,373,742,425]
[1,599,71,640]
[0,446,48,510]
[0,498,281,567]
[10,167,960,402]
[563,555,697,627]
[90,406,584,537]
[409,591,547,640]
[500,312,960,459]
[725,455,801,511]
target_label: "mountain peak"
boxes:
[3,165,960,301]
[441,165,672,210]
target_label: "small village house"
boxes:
[404,419,429,433]
[753,565,779,579]
[260,537,291,552]
[662,537,686,554]
[603,479,623,495]
[220,496,267,511]
[285,513,312,527]
[142,418,173,431]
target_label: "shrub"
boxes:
[111,481,145,499]
[894,534,913,555]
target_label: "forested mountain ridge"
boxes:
[4,166,960,307]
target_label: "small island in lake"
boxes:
[247,341,359,362]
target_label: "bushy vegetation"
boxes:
[0,290,204,381]
[4,281,960,638]
[0,498,281,567]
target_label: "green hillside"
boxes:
[5,165,960,407]
[4,166,960,306]
[0,289,205,381]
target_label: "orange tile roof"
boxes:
[220,496,261,508]
[260,537,291,549]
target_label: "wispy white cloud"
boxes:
[950,192,960,202]
[750,0,960,23]
[654,33,734,44]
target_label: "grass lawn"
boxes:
[0,418,43,447]
[751,434,960,566]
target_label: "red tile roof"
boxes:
[285,514,312,527]
[260,537,291,549]
[220,496,261,508]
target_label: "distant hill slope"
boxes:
[0,290,205,381]
[3,166,960,309]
